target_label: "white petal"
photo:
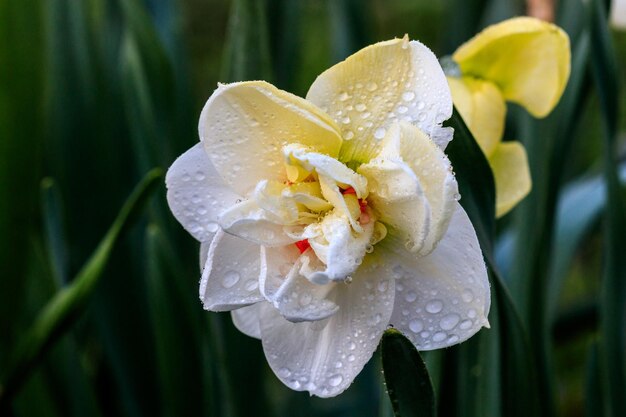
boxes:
[218,199,298,247]
[200,229,264,311]
[259,259,395,397]
[361,122,458,255]
[307,37,453,163]
[166,143,240,242]
[358,155,431,254]
[387,203,490,350]
[305,210,376,284]
[261,246,339,322]
[199,81,343,196]
[231,303,263,339]
[200,240,210,270]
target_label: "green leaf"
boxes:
[589,0,626,415]
[445,106,540,417]
[221,0,272,82]
[0,0,45,365]
[382,329,435,417]
[0,169,162,407]
[41,178,69,287]
[444,108,496,255]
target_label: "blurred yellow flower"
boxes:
[166,37,490,397]
[447,17,570,217]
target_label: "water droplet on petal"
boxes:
[409,319,423,333]
[279,367,292,377]
[366,82,378,91]
[329,374,343,387]
[433,332,447,342]
[344,130,355,140]
[462,289,474,303]
[355,103,367,112]
[221,271,240,288]
[402,91,416,101]
[339,91,350,101]
[244,279,258,291]
[207,222,219,233]
[404,291,417,302]
[425,300,443,314]
[374,127,386,140]
[440,313,460,330]
[348,342,356,351]
[459,319,473,330]
[299,293,312,306]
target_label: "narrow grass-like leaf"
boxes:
[589,0,626,415]
[445,106,540,417]
[444,108,495,254]
[221,0,272,82]
[0,0,45,366]
[0,169,162,408]
[145,223,208,416]
[41,178,69,287]
[382,329,435,417]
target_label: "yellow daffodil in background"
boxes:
[166,37,490,397]
[446,17,570,217]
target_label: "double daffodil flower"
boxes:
[446,17,570,217]
[166,37,490,397]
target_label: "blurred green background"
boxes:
[1,0,625,416]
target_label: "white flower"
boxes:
[166,37,490,398]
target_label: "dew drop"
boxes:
[347,354,356,362]
[374,127,386,139]
[335,361,343,369]
[425,299,444,314]
[344,130,355,140]
[433,332,447,343]
[417,101,426,110]
[440,313,460,330]
[447,335,460,344]
[299,292,312,306]
[221,271,240,288]
[409,319,423,333]
[348,342,356,351]
[244,279,258,291]
[341,116,351,124]
[329,374,343,387]
[206,222,219,233]
[397,105,408,114]
[459,319,473,330]
[404,291,417,303]
[355,103,367,112]
[366,82,378,91]
[402,91,416,102]
[278,367,292,377]
[195,171,206,181]
[468,309,477,319]
[462,289,474,303]
[338,91,350,101]
[377,280,388,292]
[182,173,191,182]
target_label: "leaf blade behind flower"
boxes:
[0,169,162,408]
[382,329,435,417]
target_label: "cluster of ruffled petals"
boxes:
[446,17,570,217]
[166,36,490,397]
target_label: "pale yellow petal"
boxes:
[489,141,532,217]
[447,76,505,157]
[453,17,570,118]
[307,37,453,163]
[358,122,458,256]
[200,81,343,195]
